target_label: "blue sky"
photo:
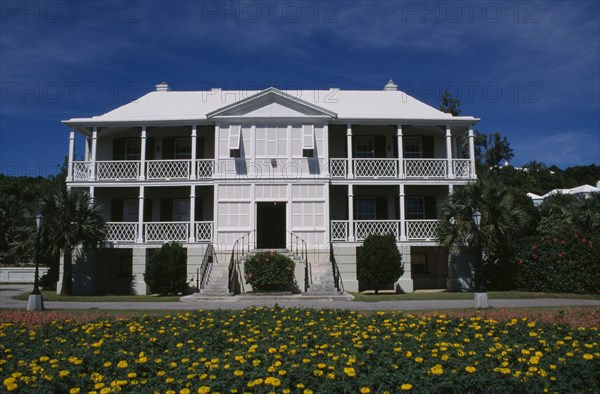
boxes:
[1,0,599,178]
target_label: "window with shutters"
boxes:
[228,126,241,158]
[356,197,376,220]
[125,139,141,160]
[406,197,425,220]
[302,125,315,157]
[404,136,423,158]
[174,138,192,159]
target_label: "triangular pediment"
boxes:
[206,87,337,119]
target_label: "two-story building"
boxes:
[61,81,479,295]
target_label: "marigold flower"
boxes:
[197,386,211,394]
[401,383,413,391]
[465,366,476,373]
[69,388,80,394]
[360,388,371,393]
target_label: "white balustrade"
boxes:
[329,159,348,178]
[196,160,215,178]
[195,222,213,242]
[354,159,398,177]
[72,161,93,181]
[146,160,190,180]
[354,220,400,241]
[96,161,139,180]
[106,222,138,242]
[145,222,189,242]
[330,221,349,241]
[404,159,447,178]
[405,220,438,240]
[453,159,472,179]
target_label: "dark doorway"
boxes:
[256,202,286,249]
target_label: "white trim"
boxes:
[67,130,75,181]
[137,185,145,244]
[90,127,98,181]
[190,125,197,180]
[189,184,196,243]
[446,126,454,179]
[397,124,404,179]
[139,127,147,181]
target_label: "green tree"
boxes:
[39,188,106,295]
[438,89,461,116]
[145,242,188,295]
[436,179,531,292]
[357,234,403,294]
[474,131,514,172]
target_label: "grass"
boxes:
[13,290,182,302]
[350,290,600,302]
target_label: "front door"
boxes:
[256,202,286,249]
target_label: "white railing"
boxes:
[145,222,189,242]
[406,220,438,240]
[404,159,447,178]
[330,221,349,241]
[354,159,397,177]
[453,159,472,179]
[195,221,213,242]
[106,222,138,242]
[146,160,190,180]
[329,159,347,178]
[72,161,93,181]
[97,161,139,180]
[354,220,400,241]
[196,160,215,178]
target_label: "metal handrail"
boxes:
[329,243,344,293]
[229,231,255,294]
[198,243,216,291]
[284,231,309,292]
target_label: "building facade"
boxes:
[61,81,479,295]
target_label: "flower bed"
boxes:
[1,308,599,393]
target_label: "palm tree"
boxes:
[436,179,531,293]
[39,188,106,295]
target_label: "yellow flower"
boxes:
[69,389,80,394]
[198,386,211,394]
[401,383,413,391]
[128,372,137,379]
[234,370,244,377]
[117,360,128,369]
[59,370,70,378]
[430,364,444,375]
[583,354,593,360]
[360,388,371,393]
[465,366,476,374]
[103,362,112,368]
[344,367,356,377]
[414,357,423,363]
[303,390,313,394]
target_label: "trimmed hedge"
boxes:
[244,251,295,292]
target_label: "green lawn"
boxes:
[350,290,600,302]
[13,290,182,302]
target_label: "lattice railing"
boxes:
[354,159,398,177]
[96,161,139,180]
[404,159,447,178]
[196,160,215,178]
[195,222,213,242]
[329,159,347,178]
[354,220,400,241]
[146,160,190,180]
[406,220,439,240]
[106,222,138,242]
[453,159,472,179]
[72,161,93,181]
[144,222,189,242]
[330,221,349,241]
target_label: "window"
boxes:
[122,199,138,222]
[228,125,241,157]
[125,139,141,160]
[174,138,191,159]
[172,199,190,221]
[411,253,428,274]
[406,197,425,220]
[355,136,374,158]
[302,125,315,157]
[356,197,376,220]
[404,136,423,158]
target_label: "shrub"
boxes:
[145,242,188,295]
[244,251,295,292]
[514,233,600,294]
[358,234,403,294]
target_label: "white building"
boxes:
[62,81,480,295]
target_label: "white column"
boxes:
[346,124,353,178]
[67,130,75,181]
[324,183,330,244]
[468,128,476,178]
[287,124,292,179]
[90,127,98,181]
[139,127,147,181]
[449,184,454,194]
[323,124,329,176]
[250,125,256,177]
[287,183,292,247]
[137,186,145,243]
[348,184,355,242]
[399,184,406,241]
[213,183,219,245]
[89,186,95,205]
[214,125,220,179]
[189,185,196,243]
[190,125,197,180]
[446,126,454,179]
[397,124,403,179]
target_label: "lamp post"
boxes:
[471,209,488,308]
[27,213,44,311]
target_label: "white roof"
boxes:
[540,184,600,199]
[63,86,479,126]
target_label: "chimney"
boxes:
[156,82,170,92]
[384,79,397,91]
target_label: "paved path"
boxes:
[1,284,598,311]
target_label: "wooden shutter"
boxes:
[160,198,173,221]
[112,139,125,160]
[424,196,437,219]
[162,138,174,160]
[110,199,123,222]
[423,136,434,158]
